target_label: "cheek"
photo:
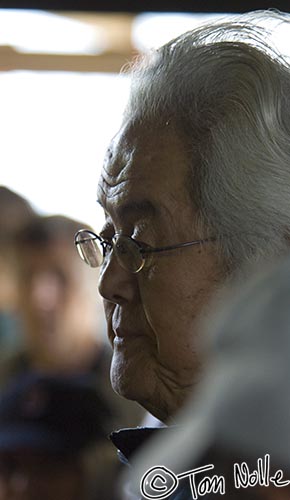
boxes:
[138,259,221,368]
[139,273,201,364]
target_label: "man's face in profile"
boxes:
[97,121,225,421]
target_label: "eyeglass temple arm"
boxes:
[140,237,215,254]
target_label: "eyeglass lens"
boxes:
[76,231,145,273]
[75,232,103,268]
[113,235,145,273]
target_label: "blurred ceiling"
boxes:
[0,2,289,73]
[0,12,136,72]
[0,11,231,73]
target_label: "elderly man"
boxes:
[75,11,290,429]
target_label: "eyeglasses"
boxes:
[75,229,215,274]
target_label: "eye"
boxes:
[131,223,153,251]
[127,237,147,251]
[115,239,129,254]
[132,220,148,239]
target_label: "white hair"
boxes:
[124,10,290,272]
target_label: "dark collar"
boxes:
[110,426,172,464]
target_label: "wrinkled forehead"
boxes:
[102,121,137,179]
[101,120,171,179]
[97,120,191,215]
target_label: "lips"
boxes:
[112,317,146,341]
[110,305,153,344]
[111,306,136,339]
[113,326,125,338]
[113,325,136,339]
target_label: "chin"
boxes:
[110,348,154,404]
[110,350,170,422]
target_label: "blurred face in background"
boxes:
[0,250,19,312]
[17,239,102,371]
[0,248,22,359]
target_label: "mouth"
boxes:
[113,326,134,340]
[110,307,151,346]
[113,335,125,346]
[112,326,146,345]
[112,333,147,350]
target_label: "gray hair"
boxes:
[124,11,290,273]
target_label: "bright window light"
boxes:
[0,71,130,229]
[132,12,290,60]
[132,13,227,51]
[0,9,106,54]
[2,10,290,234]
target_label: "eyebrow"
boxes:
[97,199,157,220]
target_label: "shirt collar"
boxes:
[110,426,173,463]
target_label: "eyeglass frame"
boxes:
[74,228,215,274]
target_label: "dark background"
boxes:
[0,0,289,12]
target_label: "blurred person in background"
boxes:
[0,187,35,366]
[3,214,143,430]
[15,214,103,375]
[128,254,290,500]
[0,372,121,500]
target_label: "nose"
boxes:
[98,253,138,305]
